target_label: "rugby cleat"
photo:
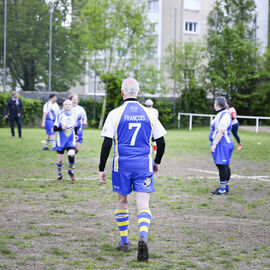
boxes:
[116,242,130,252]
[43,147,49,151]
[57,175,63,182]
[226,187,230,194]
[211,188,226,195]
[68,171,76,181]
[237,144,242,150]
[137,236,149,261]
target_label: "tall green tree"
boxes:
[75,0,158,128]
[0,0,84,91]
[206,0,261,114]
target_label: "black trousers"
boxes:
[216,164,231,181]
[10,115,22,137]
[231,123,241,144]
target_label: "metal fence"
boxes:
[177,112,270,133]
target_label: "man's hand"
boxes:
[4,115,8,119]
[18,113,21,117]
[153,162,160,174]
[211,144,216,152]
[98,171,107,184]
[41,122,45,128]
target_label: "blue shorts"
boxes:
[112,170,155,195]
[45,119,55,135]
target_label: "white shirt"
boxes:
[43,101,60,121]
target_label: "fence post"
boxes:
[256,118,259,133]
[189,115,192,131]
[178,113,181,129]
[210,116,213,126]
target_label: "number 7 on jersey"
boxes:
[128,122,141,146]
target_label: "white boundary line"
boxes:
[23,177,97,182]
[187,168,270,182]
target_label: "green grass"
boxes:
[0,127,270,269]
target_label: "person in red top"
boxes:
[227,100,242,150]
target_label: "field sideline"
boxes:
[0,128,269,270]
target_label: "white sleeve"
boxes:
[81,107,87,119]
[56,104,60,115]
[152,116,167,140]
[43,102,49,113]
[54,114,60,127]
[100,111,116,139]
[218,113,230,131]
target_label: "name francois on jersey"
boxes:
[124,115,145,121]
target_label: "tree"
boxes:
[206,0,261,113]
[0,0,84,91]
[75,0,158,128]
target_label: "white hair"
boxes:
[145,99,153,107]
[121,78,139,96]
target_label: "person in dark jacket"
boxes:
[4,92,23,138]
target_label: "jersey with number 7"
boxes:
[101,100,167,173]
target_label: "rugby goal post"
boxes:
[177,112,270,133]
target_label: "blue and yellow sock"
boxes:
[138,209,152,242]
[219,181,226,192]
[115,209,129,245]
[225,180,230,190]
[57,163,62,176]
[43,139,49,148]
[48,138,56,148]
[68,155,75,172]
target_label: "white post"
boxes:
[256,118,259,133]
[178,113,181,129]
[189,115,192,131]
[210,116,213,126]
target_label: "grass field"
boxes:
[0,127,270,270]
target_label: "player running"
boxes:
[209,97,234,195]
[227,100,242,150]
[70,94,87,154]
[98,78,166,261]
[54,100,78,182]
[41,94,60,150]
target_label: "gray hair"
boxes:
[215,96,227,109]
[145,99,153,107]
[121,78,139,96]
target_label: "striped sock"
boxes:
[68,155,75,173]
[138,209,152,242]
[225,180,230,190]
[219,181,226,192]
[57,163,62,176]
[115,209,129,245]
[48,138,56,148]
[43,139,49,148]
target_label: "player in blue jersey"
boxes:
[209,96,234,195]
[54,100,78,182]
[41,94,60,150]
[98,78,166,261]
[70,94,87,154]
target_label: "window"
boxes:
[184,0,200,11]
[148,0,159,12]
[184,21,199,34]
[117,50,127,57]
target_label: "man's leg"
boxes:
[10,116,15,137]
[16,116,22,138]
[75,142,81,154]
[67,149,75,181]
[212,164,227,195]
[57,153,64,181]
[115,194,129,251]
[136,192,151,261]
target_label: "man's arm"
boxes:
[19,99,23,115]
[4,100,10,117]
[153,136,165,173]
[41,112,47,128]
[98,137,113,184]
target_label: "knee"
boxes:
[117,195,128,208]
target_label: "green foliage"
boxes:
[206,0,261,113]
[164,41,206,96]
[78,98,102,128]
[0,92,43,127]
[0,0,84,91]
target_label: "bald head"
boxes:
[121,78,139,97]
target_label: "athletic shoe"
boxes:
[68,171,76,181]
[137,236,149,262]
[226,187,230,194]
[237,144,242,150]
[43,147,49,151]
[211,188,226,195]
[57,175,63,182]
[116,242,129,252]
